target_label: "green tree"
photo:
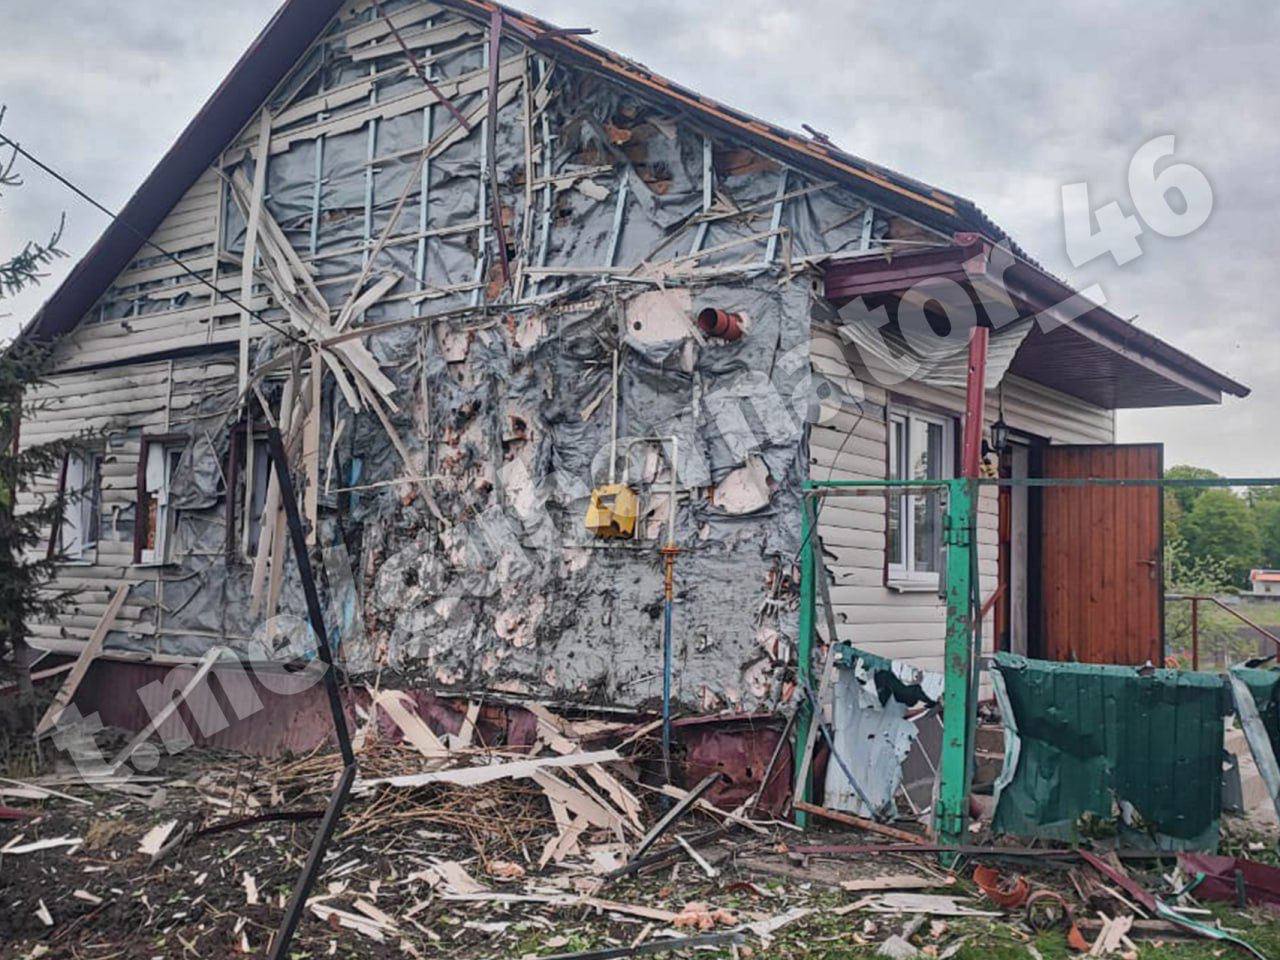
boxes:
[1164,535,1245,667]
[1254,498,1280,569]
[1165,464,1221,517]
[0,108,64,299]
[1181,488,1260,587]
[1163,489,1185,545]
[0,107,79,721]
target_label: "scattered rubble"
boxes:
[4,692,1280,958]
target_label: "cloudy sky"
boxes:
[2,1,1277,473]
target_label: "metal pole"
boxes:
[793,489,816,828]
[961,326,990,479]
[661,551,675,783]
[935,325,988,856]
[660,437,679,786]
[263,427,356,960]
[935,477,975,855]
[1191,597,1200,671]
[608,348,619,484]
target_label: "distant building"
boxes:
[1251,570,1280,596]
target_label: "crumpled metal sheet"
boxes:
[1179,853,1280,912]
[824,646,943,818]
[991,652,1231,851]
[673,713,792,816]
[1227,667,1280,824]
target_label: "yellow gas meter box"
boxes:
[584,484,639,538]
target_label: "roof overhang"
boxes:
[822,236,1250,409]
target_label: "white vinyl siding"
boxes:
[809,325,1116,672]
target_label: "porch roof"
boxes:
[822,235,1250,409]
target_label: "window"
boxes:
[227,426,273,561]
[134,436,186,565]
[887,406,954,585]
[55,451,103,562]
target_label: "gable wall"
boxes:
[25,0,1117,709]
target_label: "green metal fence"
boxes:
[797,475,1280,850]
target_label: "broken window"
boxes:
[55,450,103,563]
[134,435,186,566]
[226,426,272,562]
[887,406,953,584]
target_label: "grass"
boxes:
[513,895,1280,960]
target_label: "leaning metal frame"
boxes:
[796,474,1280,854]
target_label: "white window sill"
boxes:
[887,579,941,593]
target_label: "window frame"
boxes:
[226,423,272,563]
[886,404,955,588]
[52,449,104,565]
[133,433,188,567]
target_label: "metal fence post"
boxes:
[935,477,975,853]
[1191,597,1200,671]
[793,487,816,827]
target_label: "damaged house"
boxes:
[17,0,1250,812]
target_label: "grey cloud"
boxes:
[1,0,1277,473]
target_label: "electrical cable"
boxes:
[0,133,313,351]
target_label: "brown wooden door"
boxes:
[1040,444,1163,665]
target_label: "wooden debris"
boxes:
[657,781,769,835]
[1089,914,1135,956]
[745,906,814,940]
[310,903,390,941]
[1,835,83,855]
[630,772,722,860]
[137,820,178,857]
[356,748,621,790]
[792,800,928,846]
[370,689,450,759]
[0,778,92,806]
[422,860,488,895]
[578,896,679,924]
[841,874,954,893]
[34,584,128,738]
[675,834,718,879]
[864,893,1001,917]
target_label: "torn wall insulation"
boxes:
[41,0,926,713]
[359,277,812,711]
[991,653,1230,851]
[824,644,942,817]
[837,317,1034,390]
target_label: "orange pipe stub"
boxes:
[696,308,744,341]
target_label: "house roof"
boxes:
[16,0,1250,406]
[823,235,1250,405]
[1252,570,1280,583]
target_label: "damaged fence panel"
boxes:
[991,652,1230,850]
[1229,666,1280,823]
[823,644,941,819]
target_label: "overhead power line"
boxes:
[0,133,312,350]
